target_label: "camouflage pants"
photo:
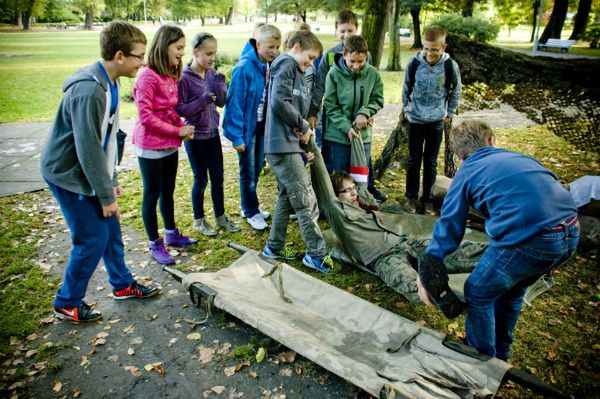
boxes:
[371,238,487,304]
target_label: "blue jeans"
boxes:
[46,180,133,308]
[464,222,579,360]
[185,136,225,219]
[323,140,371,174]
[237,131,265,218]
[405,121,444,202]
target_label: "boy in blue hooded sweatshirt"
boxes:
[402,25,462,216]
[223,24,281,231]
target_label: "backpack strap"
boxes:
[444,58,456,102]
[327,51,336,68]
[407,57,420,100]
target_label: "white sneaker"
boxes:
[246,214,269,230]
[240,208,270,220]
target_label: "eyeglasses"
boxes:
[338,185,357,194]
[421,46,442,54]
[124,52,145,60]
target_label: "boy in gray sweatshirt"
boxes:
[40,21,158,323]
[262,31,330,273]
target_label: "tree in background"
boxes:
[569,0,592,40]
[21,0,48,29]
[269,0,321,22]
[529,0,540,42]
[495,0,529,36]
[71,0,103,29]
[360,0,392,68]
[387,0,402,71]
[539,0,569,43]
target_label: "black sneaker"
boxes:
[112,281,159,300]
[53,302,102,322]
[368,186,388,203]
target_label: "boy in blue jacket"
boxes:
[223,24,281,231]
[419,119,579,360]
[40,21,158,323]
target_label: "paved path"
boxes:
[0,104,532,197]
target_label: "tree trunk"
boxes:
[14,8,22,27]
[201,16,205,26]
[22,10,31,30]
[530,0,540,42]
[569,0,591,40]
[462,0,475,17]
[386,0,402,71]
[225,6,235,25]
[410,6,422,49]
[361,0,392,68]
[84,10,94,30]
[539,0,568,43]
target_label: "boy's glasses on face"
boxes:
[124,52,145,61]
[338,185,357,194]
[421,46,442,53]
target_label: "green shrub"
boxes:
[431,14,499,42]
[581,24,600,48]
[214,52,239,85]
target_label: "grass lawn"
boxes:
[0,22,419,123]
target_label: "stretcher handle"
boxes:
[227,242,251,254]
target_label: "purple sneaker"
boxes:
[165,228,198,247]
[149,237,175,265]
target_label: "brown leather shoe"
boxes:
[424,202,436,216]
[406,197,417,213]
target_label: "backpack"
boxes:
[407,57,456,103]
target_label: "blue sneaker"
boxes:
[262,245,300,260]
[302,254,332,274]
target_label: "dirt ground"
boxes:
[14,206,361,399]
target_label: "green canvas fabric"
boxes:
[181,251,512,398]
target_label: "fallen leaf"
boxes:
[154,363,166,376]
[278,351,296,363]
[26,333,38,341]
[280,368,292,377]
[256,347,266,363]
[128,348,135,356]
[124,365,141,377]
[103,325,111,330]
[198,346,216,364]
[40,317,56,324]
[211,386,226,394]
[72,387,81,398]
[109,319,121,324]
[25,349,38,358]
[546,351,558,361]
[248,370,258,379]
[123,325,135,335]
[187,332,202,341]
[593,344,600,350]
[447,322,459,333]
[8,381,25,390]
[80,356,90,368]
[168,338,178,347]
[295,364,302,375]
[52,380,62,392]
[130,336,143,345]
[72,345,80,351]
[224,366,237,376]
[34,361,47,370]
[144,363,154,371]
[107,355,119,362]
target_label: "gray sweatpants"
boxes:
[266,153,326,258]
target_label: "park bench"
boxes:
[537,38,576,53]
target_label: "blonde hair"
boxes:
[285,30,323,54]
[424,25,447,43]
[147,25,185,79]
[284,22,312,48]
[255,24,282,43]
[450,120,495,160]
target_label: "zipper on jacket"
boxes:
[360,86,365,109]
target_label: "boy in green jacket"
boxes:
[323,35,384,182]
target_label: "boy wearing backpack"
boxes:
[402,25,461,216]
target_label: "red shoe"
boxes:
[54,302,102,322]
[113,281,158,300]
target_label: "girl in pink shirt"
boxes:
[132,25,197,265]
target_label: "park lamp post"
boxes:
[532,0,545,56]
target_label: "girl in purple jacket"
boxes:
[176,33,240,236]
[132,25,197,265]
